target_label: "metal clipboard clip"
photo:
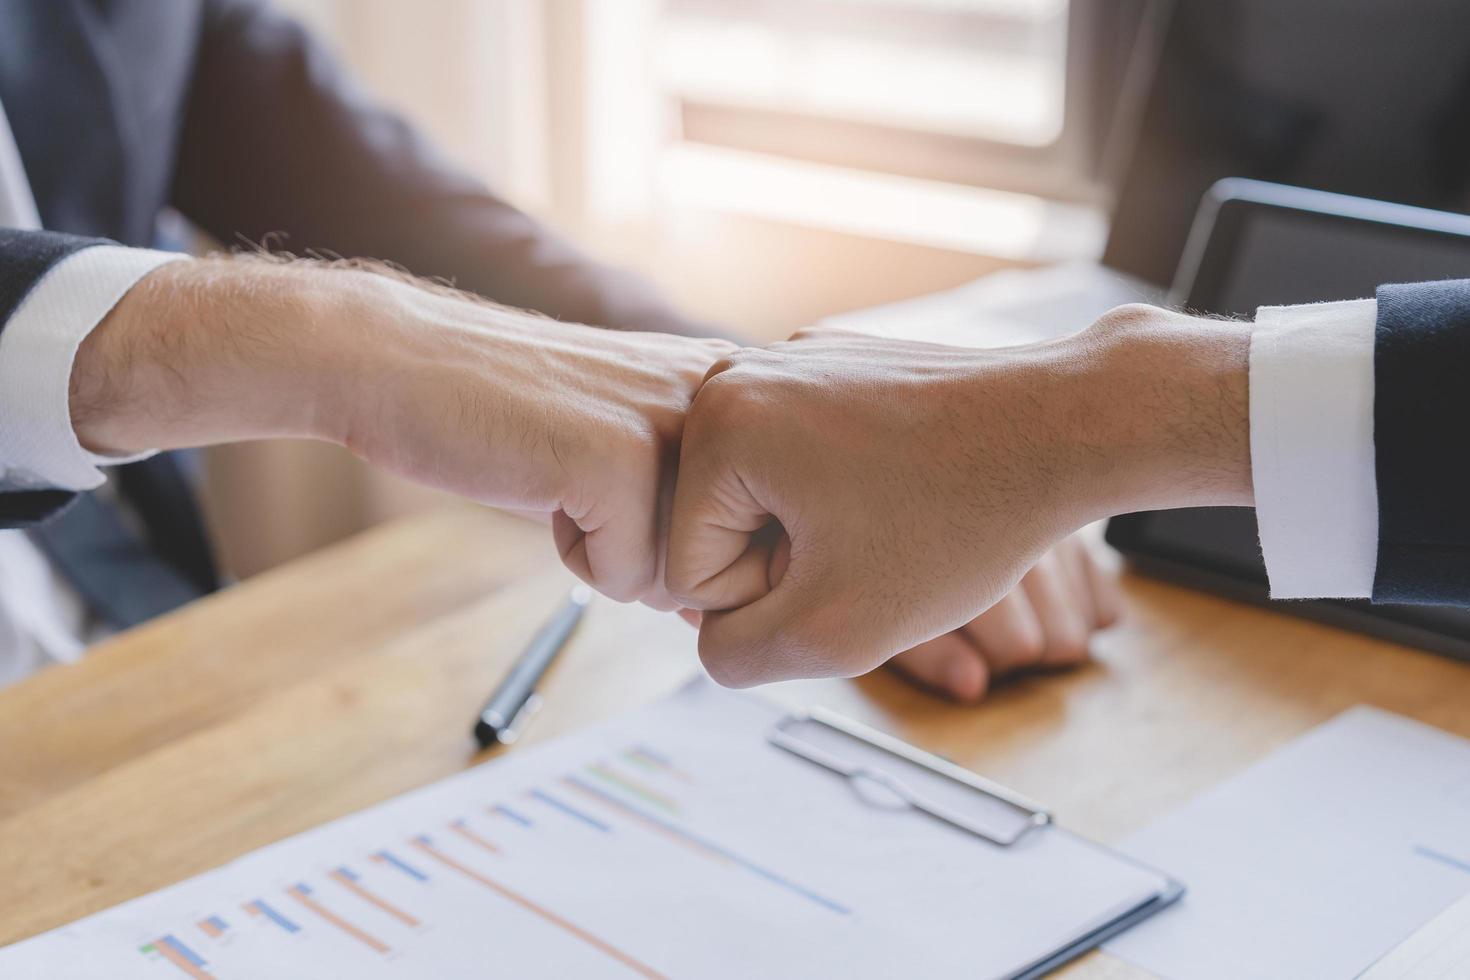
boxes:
[768,707,1052,847]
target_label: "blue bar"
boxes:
[159,935,207,967]
[1415,844,1470,874]
[335,865,359,882]
[375,849,429,881]
[250,899,301,933]
[565,774,851,915]
[206,915,228,932]
[493,803,533,826]
[295,882,313,895]
[632,744,674,767]
[529,788,611,832]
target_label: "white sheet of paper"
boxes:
[1358,889,1470,979]
[0,681,1169,980]
[1105,706,1470,980]
[820,260,1161,349]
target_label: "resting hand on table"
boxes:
[887,535,1120,701]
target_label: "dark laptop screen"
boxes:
[1205,206,1470,316]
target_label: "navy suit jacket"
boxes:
[1373,279,1470,604]
[0,0,704,599]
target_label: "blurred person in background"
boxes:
[0,0,1117,699]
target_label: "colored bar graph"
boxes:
[528,787,611,832]
[197,915,228,938]
[450,818,502,854]
[142,935,213,979]
[564,774,851,915]
[490,803,533,826]
[244,898,300,933]
[330,866,420,927]
[586,762,679,813]
[287,883,390,954]
[411,835,667,980]
[371,848,430,881]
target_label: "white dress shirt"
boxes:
[0,95,179,686]
[1249,299,1379,598]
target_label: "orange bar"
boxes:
[287,885,390,954]
[152,940,213,980]
[197,919,222,938]
[329,869,420,927]
[450,819,501,855]
[411,837,666,980]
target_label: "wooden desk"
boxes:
[3,505,1469,976]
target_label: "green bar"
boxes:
[586,763,679,813]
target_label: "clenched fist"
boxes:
[666,312,1251,687]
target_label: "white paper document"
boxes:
[1358,889,1470,979]
[1106,707,1470,980]
[0,681,1170,980]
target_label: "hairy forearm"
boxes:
[69,256,372,454]
[66,252,731,608]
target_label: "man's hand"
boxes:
[888,535,1120,701]
[71,256,732,607]
[666,313,1251,687]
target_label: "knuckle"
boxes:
[610,421,670,478]
[590,569,646,605]
[1090,303,1165,338]
[1048,629,1090,664]
[689,370,754,426]
[787,324,827,343]
[663,574,700,610]
[701,346,758,386]
[1011,631,1047,667]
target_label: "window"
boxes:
[574,0,1154,260]
[662,0,1071,148]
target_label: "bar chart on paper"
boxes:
[0,682,1169,979]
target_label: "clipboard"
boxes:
[769,707,1184,980]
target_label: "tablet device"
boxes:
[1106,178,1470,662]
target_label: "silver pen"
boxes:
[472,586,592,747]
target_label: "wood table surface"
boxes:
[3,504,1469,977]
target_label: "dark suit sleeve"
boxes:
[171,0,718,337]
[1372,278,1470,604]
[0,228,118,526]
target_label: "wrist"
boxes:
[1052,305,1253,521]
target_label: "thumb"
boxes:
[666,425,780,612]
[693,541,852,687]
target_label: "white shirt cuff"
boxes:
[1250,298,1378,599]
[0,245,186,492]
